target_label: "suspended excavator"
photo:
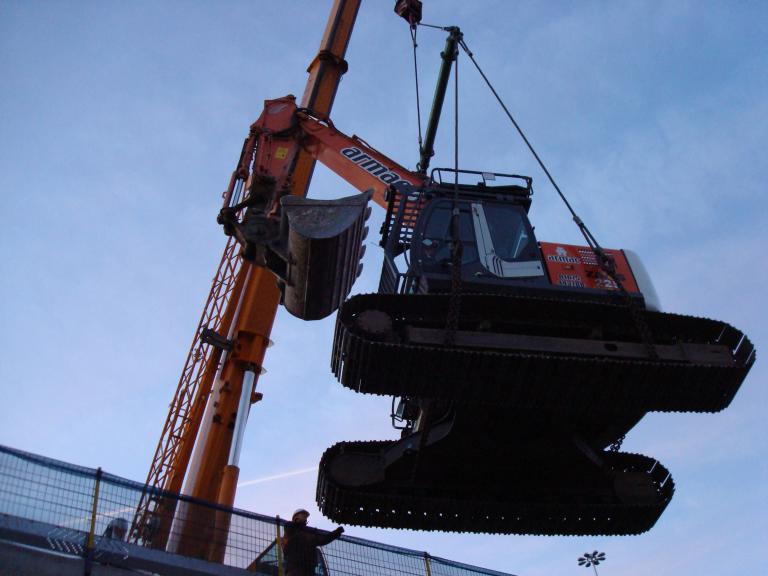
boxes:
[133,1,755,549]
[217,8,755,537]
[317,174,752,536]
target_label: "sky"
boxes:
[1,1,766,574]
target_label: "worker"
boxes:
[282,508,344,576]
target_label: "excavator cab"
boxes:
[404,170,547,295]
[383,168,648,305]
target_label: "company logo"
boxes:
[547,254,580,264]
[341,147,408,187]
[547,246,580,264]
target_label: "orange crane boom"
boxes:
[132,0,362,559]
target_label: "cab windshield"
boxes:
[482,203,530,260]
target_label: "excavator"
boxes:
[136,1,754,554]
[217,6,755,536]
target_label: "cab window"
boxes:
[482,204,530,260]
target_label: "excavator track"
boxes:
[316,441,675,536]
[332,292,754,413]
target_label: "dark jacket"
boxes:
[282,522,342,576]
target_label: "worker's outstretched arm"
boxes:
[311,525,344,546]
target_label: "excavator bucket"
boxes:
[275,191,372,320]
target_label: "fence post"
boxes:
[83,467,103,576]
[276,515,284,576]
[424,552,433,576]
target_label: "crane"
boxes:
[132,0,363,559]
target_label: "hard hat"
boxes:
[292,508,310,520]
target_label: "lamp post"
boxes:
[577,551,606,575]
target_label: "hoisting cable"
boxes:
[417,22,450,31]
[456,38,605,262]
[409,25,612,273]
[445,43,463,347]
[457,36,658,360]
[409,24,424,160]
[414,35,462,482]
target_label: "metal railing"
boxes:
[0,444,516,576]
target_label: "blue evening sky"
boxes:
[1,1,765,575]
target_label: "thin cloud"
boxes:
[238,466,317,488]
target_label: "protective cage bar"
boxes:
[0,444,517,576]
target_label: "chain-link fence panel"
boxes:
[0,444,516,576]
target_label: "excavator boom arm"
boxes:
[217,96,424,322]
[239,96,423,217]
[300,112,424,207]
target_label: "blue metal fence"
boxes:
[0,444,515,576]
